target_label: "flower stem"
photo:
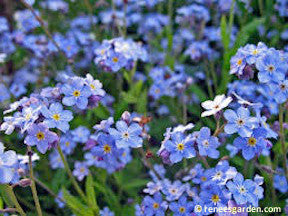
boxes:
[19,0,69,62]
[4,185,26,216]
[279,105,288,178]
[56,145,87,201]
[27,146,43,216]
[34,177,65,203]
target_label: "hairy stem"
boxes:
[4,185,26,216]
[56,145,87,201]
[279,105,288,178]
[27,146,43,216]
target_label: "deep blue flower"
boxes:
[73,161,89,181]
[226,173,258,206]
[42,102,73,132]
[91,134,116,159]
[200,184,229,209]
[164,132,196,163]
[142,192,168,216]
[233,128,267,160]
[273,174,288,193]
[196,127,220,159]
[71,126,90,143]
[59,133,77,155]
[100,207,114,216]
[224,107,256,137]
[108,121,143,149]
[24,123,58,154]
[268,80,288,104]
[256,49,285,83]
[162,180,185,201]
[61,78,92,109]
[0,142,18,184]
[169,195,194,216]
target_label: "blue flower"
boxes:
[59,133,77,155]
[256,49,285,83]
[71,126,90,143]
[91,134,116,159]
[268,80,288,104]
[196,127,220,159]
[108,121,143,149]
[41,102,73,132]
[230,52,246,76]
[55,190,65,209]
[0,142,18,184]
[200,184,229,209]
[233,128,267,160]
[100,207,114,216]
[49,151,64,170]
[84,74,106,96]
[142,192,168,216]
[61,78,92,109]
[105,51,127,72]
[224,107,255,137]
[24,123,58,154]
[72,161,89,181]
[0,83,10,102]
[169,195,194,216]
[226,173,258,206]
[273,174,288,193]
[164,132,196,163]
[162,180,185,201]
[210,160,237,185]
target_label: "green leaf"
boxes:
[94,181,120,211]
[85,175,98,210]
[136,90,147,114]
[122,179,149,191]
[220,15,229,50]
[0,185,13,207]
[62,188,93,216]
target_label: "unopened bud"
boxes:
[19,178,32,187]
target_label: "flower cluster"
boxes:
[136,160,263,215]
[94,37,148,72]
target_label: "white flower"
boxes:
[201,94,232,117]
[0,53,7,63]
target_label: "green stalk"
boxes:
[28,147,43,216]
[279,105,288,178]
[56,145,87,201]
[4,185,26,216]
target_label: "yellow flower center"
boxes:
[25,113,32,120]
[153,203,159,209]
[177,143,185,151]
[103,144,111,153]
[247,137,257,147]
[80,167,85,173]
[90,84,95,90]
[179,207,186,213]
[112,57,119,63]
[201,176,207,182]
[36,132,45,141]
[65,142,70,147]
[237,59,243,66]
[52,114,60,121]
[252,49,258,55]
[211,194,220,203]
[73,90,81,97]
